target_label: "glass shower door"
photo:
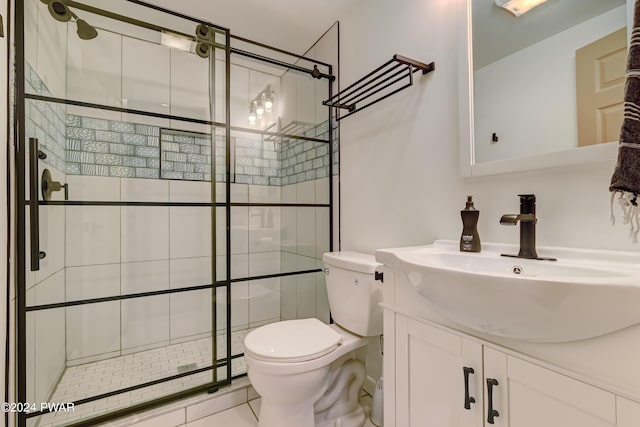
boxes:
[17,1,231,425]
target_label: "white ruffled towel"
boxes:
[610,0,640,242]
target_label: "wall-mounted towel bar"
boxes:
[323,54,435,121]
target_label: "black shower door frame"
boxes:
[13,1,335,426]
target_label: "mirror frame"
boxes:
[457,0,633,178]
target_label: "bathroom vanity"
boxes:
[377,241,640,427]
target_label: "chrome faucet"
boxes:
[500,194,556,261]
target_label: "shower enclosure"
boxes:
[14,1,337,425]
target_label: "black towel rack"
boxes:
[323,54,435,121]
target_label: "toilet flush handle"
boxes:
[323,267,330,275]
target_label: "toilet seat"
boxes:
[244,318,343,363]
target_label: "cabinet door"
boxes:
[617,396,640,426]
[484,348,617,427]
[396,316,483,427]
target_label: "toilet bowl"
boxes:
[244,252,382,427]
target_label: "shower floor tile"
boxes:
[33,330,251,427]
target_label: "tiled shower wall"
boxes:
[63,112,335,184]
[65,115,162,179]
[161,129,214,181]
[25,166,66,406]
[277,121,335,186]
[66,120,337,186]
[23,0,69,406]
[25,45,336,185]
[25,29,337,186]
[24,69,335,366]
[61,177,287,366]
[22,5,338,406]
[62,177,331,366]
[24,61,67,408]
[25,63,66,170]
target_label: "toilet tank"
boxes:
[322,251,382,337]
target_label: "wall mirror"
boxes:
[458,0,632,177]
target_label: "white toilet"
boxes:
[244,251,382,427]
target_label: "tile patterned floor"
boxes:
[193,397,378,427]
[33,330,250,427]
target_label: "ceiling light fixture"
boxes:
[249,103,257,125]
[255,100,265,117]
[263,90,274,112]
[248,85,275,124]
[494,0,548,17]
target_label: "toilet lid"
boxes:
[244,318,343,363]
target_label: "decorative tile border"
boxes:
[25,64,338,185]
[233,136,280,186]
[65,114,162,178]
[160,129,213,181]
[277,120,339,185]
[279,139,329,185]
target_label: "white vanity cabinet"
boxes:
[618,397,640,427]
[483,347,618,427]
[395,316,483,427]
[392,313,640,427]
[383,268,640,427]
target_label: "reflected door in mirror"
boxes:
[576,27,627,147]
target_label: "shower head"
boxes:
[76,18,98,40]
[41,0,98,40]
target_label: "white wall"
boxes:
[337,0,640,394]
[307,23,339,252]
[339,0,640,286]
[339,0,463,254]
[474,6,625,163]
[338,0,464,392]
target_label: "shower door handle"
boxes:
[29,138,46,271]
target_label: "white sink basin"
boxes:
[376,240,640,342]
